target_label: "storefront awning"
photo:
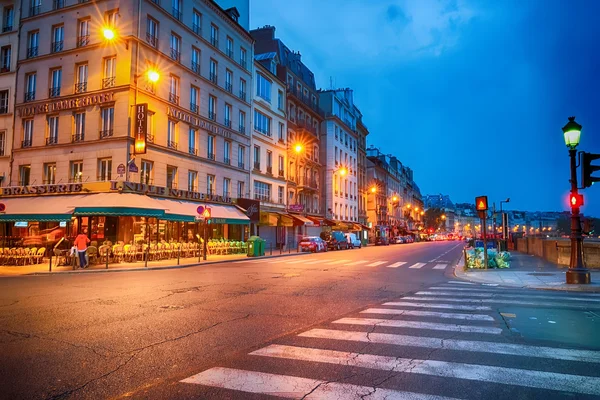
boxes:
[306,216,336,227]
[289,213,315,227]
[0,196,76,222]
[152,197,250,224]
[72,193,166,217]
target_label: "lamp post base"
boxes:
[566,269,591,284]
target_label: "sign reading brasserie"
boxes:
[166,106,233,139]
[16,92,115,117]
[110,181,233,204]
[2,183,83,196]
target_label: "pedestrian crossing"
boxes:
[242,256,449,271]
[180,281,600,398]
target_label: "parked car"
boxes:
[345,233,362,249]
[320,231,350,250]
[374,235,390,246]
[405,236,414,243]
[298,236,327,253]
[393,236,404,244]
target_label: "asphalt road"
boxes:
[1,241,599,399]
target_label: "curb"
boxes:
[452,253,600,293]
[20,252,311,276]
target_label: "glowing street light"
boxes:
[147,69,160,83]
[103,27,116,41]
[392,196,398,202]
[406,204,412,209]
[339,167,347,176]
[441,214,446,220]
[370,186,376,193]
[294,144,303,154]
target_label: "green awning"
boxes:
[0,214,72,222]
[73,207,165,217]
[209,218,249,225]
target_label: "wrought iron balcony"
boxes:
[209,73,217,84]
[190,103,199,113]
[45,136,58,145]
[170,47,180,61]
[225,82,232,93]
[77,35,89,47]
[238,90,246,101]
[207,152,215,160]
[27,47,38,58]
[226,49,233,58]
[208,112,216,121]
[29,6,41,17]
[167,140,178,149]
[253,162,260,171]
[48,87,60,98]
[266,166,273,174]
[75,82,87,93]
[71,134,84,143]
[51,41,63,53]
[224,119,231,128]
[224,157,231,165]
[191,62,200,74]
[172,8,182,21]
[278,169,285,177]
[102,77,115,89]
[238,161,245,169]
[146,33,157,47]
[21,139,32,148]
[238,125,245,135]
[24,91,35,102]
[53,0,64,10]
[210,37,218,48]
[189,147,197,155]
[239,60,247,70]
[169,92,179,104]
[192,23,200,35]
[2,25,12,33]
[100,129,113,139]
[0,106,8,114]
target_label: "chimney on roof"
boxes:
[251,25,275,40]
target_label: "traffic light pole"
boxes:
[567,148,590,284]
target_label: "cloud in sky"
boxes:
[250,0,600,217]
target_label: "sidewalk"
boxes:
[454,251,600,292]
[0,250,307,277]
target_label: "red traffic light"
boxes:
[569,193,584,208]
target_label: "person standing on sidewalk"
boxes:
[73,230,90,269]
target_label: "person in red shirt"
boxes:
[73,229,90,269]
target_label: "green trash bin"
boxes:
[247,236,261,257]
[258,238,266,256]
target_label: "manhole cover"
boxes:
[527,273,555,276]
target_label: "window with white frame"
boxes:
[146,17,158,47]
[278,155,284,176]
[192,10,201,34]
[140,160,153,184]
[254,180,271,202]
[19,165,31,185]
[188,128,196,154]
[253,145,260,169]
[188,170,197,192]
[0,131,4,156]
[207,174,215,194]
[253,110,271,136]
[224,140,231,164]
[43,162,56,184]
[207,135,215,159]
[75,63,87,93]
[191,47,200,73]
[103,56,116,87]
[278,122,284,141]
[170,33,181,60]
[50,68,61,97]
[224,103,231,127]
[278,186,284,204]
[0,46,9,72]
[22,119,33,146]
[239,110,246,133]
[223,178,230,198]
[70,160,83,183]
[74,112,85,141]
[238,145,245,168]
[100,107,114,138]
[237,180,245,198]
[166,165,177,188]
[208,95,216,120]
[25,72,36,101]
[47,115,59,144]
[167,120,177,148]
[98,158,112,181]
[256,73,271,102]
[190,85,199,113]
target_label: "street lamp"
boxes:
[562,116,589,284]
[147,69,160,83]
[102,27,116,41]
[370,186,376,193]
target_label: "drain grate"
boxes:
[527,272,555,276]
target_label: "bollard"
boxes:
[48,250,52,272]
[288,244,291,254]
[463,247,468,269]
[280,244,282,255]
[270,243,272,256]
[145,246,149,268]
[178,246,181,265]
[105,249,109,269]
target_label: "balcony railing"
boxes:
[172,8,182,21]
[75,82,87,93]
[208,112,216,121]
[0,106,8,114]
[45,136,58,145]
[238,161,245,169]
[169,92,179,104]
[100,129,113,139]
[266,166,273,174]
[238,90,246,101]
[253,162,260,171]
[287,85,325,118]
[49,87,60,98]
[27,47,38,58]
[224,157,231,165]
[51,41,63,53]
[278,169,285,177]
[2,25,12,33]
[53,0,64,8]
[102,76,115,89]
[225,82,232,93]
[170,47,180,61]
[209,73,217,84]
[24,91,35,102]
[224,48,233,58]
[21,139,32,148]
[146,33,157,47]
[238,125,245,135]
[29,6,41,17]
[190,103,198,113]
[298,177,319,189]
[210,37,218,48]
[224,119,231,128]
[239,60,247,70]
[189,147,197,155]
[207,152,215,160]
[71,134,84,142]
[77,35,90,47]
[191,61,200,74]
[167,140,178,149]
[192,23,200,35]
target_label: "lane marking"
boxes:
[419,290,600,302]
[250,345,600,396]
[303,259,328,264]
[325,259,351,265]
[347,260,369,266]
[386,262,406,268]
[332,317,502,334]
[367,261,387,267]
[298,328,600,363]
[383,302,492,311]
[401,297,600,308]
[409,263,426,269]
[433,264,448,270]
[181,367,456,399]
[360,308,494,321]
[448,281,475,285]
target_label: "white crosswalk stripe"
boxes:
[303,259,327,264]
[325,259,351,265]
[181,284,600,398]
[249,345,600,396]
[366,261,387,267]
[332,317,502,334]
[416,291,600,302]
[385,261,406,268]
[409,262,426,269]
[346,260,368,265]
[448,280,475,285]
[182,367,458,399]
[433,263,447,270]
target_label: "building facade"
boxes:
[3,0,255,244]
[251,57,289,246]
[318,88,362,231]
[356,117,369,230]
[0,2,18,187]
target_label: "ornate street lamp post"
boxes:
[562,117,590,284]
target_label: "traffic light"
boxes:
[582,152,600,188]
[569,193,584,208]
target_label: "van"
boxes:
[345,233,362,249]
[320,231,350,250]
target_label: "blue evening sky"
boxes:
[250,0,600,217]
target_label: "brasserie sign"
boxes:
[166,106,233,139]
[16,92,115,117]
[110,181,234,204]
[1,183,83,196]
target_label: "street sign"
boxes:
[475,196,488,211]
[116,163,126,176]
[202,208,211,218]
[0,203,5,212]
[196,205,205,215]
[128,162,139,173]
[195,215,205,221]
